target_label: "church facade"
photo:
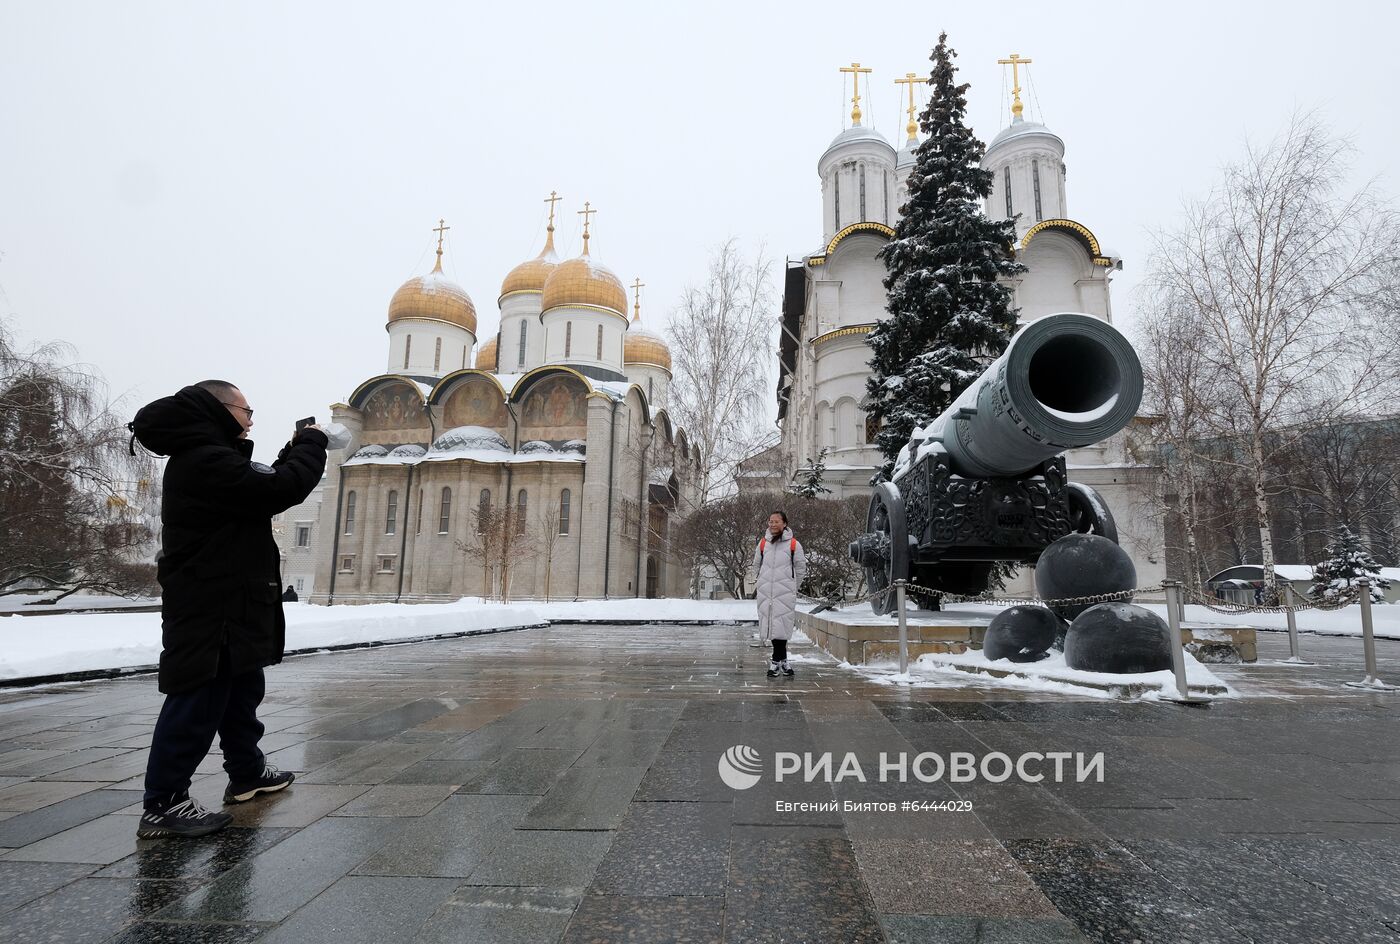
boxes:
[309,207,701,604]
[744,60,1165,588]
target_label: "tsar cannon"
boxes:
[849,313,1144,613]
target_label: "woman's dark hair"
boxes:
[769,510,788,524]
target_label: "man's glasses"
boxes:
[220,401,254,419]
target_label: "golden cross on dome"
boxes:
[895,73,922,142]
[631,278,645,321]
[543,191,561,231]
[578,201,596,254]
[432,218,450,272]
[997,53,1032,119]
[839,62,873,125]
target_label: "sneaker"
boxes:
[766,661,780,678]
[137,795,233,839]
[781,660,794,677]
[224,764,295,804]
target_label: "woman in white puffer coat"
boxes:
[752,511,807,678]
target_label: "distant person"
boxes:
[130,380,327,838]
[753,510,807,678]
[281,584,298,602]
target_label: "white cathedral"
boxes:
[740,58,1166,589]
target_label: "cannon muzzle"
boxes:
[896,313,1143,480]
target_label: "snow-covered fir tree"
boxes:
[794,448,832,498]
[1310,526,1391,604]
[866,32,1024,480]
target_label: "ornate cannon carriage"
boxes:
[849,313,1143,613]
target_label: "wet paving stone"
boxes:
[261,737,369,772]
[328,783,457,816]
[352,794,535,877]
[464,829,613,887]
[456,747,581,795]
[297,739,439,784]
[561,894,724,944]
[854,838,1063,918]
[104,922,268,943]
[0,778,103,812]
[385,758,495,784]
[726,825,885,943]
[882,914,1090,943]
[318,698,455,741]
[0,788,135,848]
[2,811,141,864]
[1005,838,1253,943]
[155,816,400,923]
[1,876,200,944]
[634,750,734,802]
[414,885,580,944]
[573,730,669,767]
[0,859,94,915]
[254,875,459,943]
[98,826,296,881]
[589,801,732,897]
[521,766,646,830]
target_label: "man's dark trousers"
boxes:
[143,649,267,807]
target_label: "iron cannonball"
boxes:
[983,605,1061,662]
[1034,533,1136,621]
[1063,603,1174,674]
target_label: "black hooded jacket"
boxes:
[131,386,327,693]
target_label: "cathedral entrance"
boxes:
[646,555,658,598]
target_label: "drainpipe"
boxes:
[394,462,414,603]
[602,399,620,599]
[326,471,346,605]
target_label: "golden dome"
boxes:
[624,326,672,372]
[388,252,478,334]
[542,254,628,316]
[475,335,498,370]
[499,229,560,300]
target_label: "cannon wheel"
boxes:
[1066,482,1119,543]
[864,482,911,614]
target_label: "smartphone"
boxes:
[296,416,316,431]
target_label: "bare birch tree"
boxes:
[666,239,777,504]
[1146,112,1400,596]
[536,501,561,602]
[1,320,158,599]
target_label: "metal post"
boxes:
[896,579,910,676]
[1281,583,1314,665]
[1164,581,1210,704]
[1346,578,1397,692]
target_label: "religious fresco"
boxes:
[518,375,588,438]
[362,382,429,433]
[443,379,508,430]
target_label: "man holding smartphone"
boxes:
[130,381,327,838]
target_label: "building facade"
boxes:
[308,208,700,603]
[748,62,1165,589]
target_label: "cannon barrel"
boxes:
[895,313,1143,480]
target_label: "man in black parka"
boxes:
[130,380,327,838]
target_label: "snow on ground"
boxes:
[0,593,159,614]
[0,600,542,682]
[833,647,1233,700]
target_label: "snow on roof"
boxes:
[431,426,509,453]
[593,381,633,401]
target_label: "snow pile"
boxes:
[0,600,543,682]
[431,426,510,453]
[853,648,1232,700]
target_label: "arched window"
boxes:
[403,336,411,370]
[438,487,452,534]
[385,490,398,535]
[595,324,603,360]
[416,488,423,534]
[433,337,442,372]
[647,376,654,402]
[1004,166,1013,218]
[833,173,841,230]
[516,489,528,535]
[883,169,890,222]
[565,322,572,357]
[859,161,867,219]
[344,491,357,535]
[461,346,467,370]
[477,488,490,533]
[559,489,571,535]
[518,320,528,368]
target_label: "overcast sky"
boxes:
[2,1,1394,462]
